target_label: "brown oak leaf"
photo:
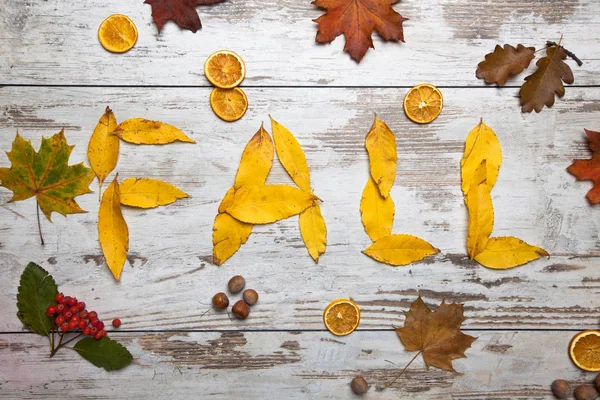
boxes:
[520,45,574,113]
[567,129,600,205]
[312,0,408,62]
[145,0,225,33]
[476,44,535,86]
[395,296,476,372]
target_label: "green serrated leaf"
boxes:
[16,262,58,336]
[74,337,133,371]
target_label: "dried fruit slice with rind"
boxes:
[323,299,360,336]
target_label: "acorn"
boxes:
[212,292,229,310]
[551,379,570,399]
[350,375,369,395]
[232,300,250,319]
[228,275,246,294]
[243,289,259,306]
[575,385,598,400]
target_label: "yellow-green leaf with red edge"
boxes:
[568,129,600,205]
[0,130,94,221]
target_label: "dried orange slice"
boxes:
[204,50,246,89]
[210,87,248,122]
[323,299,360,336]
[569,330,600,371]
[403,83,443,124]
[98,14,138,53]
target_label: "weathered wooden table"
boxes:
[1,0,599,398]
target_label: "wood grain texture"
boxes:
[0,330,593,399]
[0,0,598,86]
[0,87,598,332]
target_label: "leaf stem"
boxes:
[382,350,422,390]
[50,333,64,358]
[36,203,45,246]
[546,40,583,66]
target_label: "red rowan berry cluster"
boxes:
[46,292,110,340]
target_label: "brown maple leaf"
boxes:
[145,0,225,33]
[312,0,408,63]
[395,296,476,372]
[568,129,600,205]
[476,44,535,86]
[519,45,574,113]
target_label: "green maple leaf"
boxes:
[0,130,94,241]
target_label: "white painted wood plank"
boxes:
[0,86,598,331]
[0,0,598,86]
[0,330,590,399]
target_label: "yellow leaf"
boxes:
[234,124,274,189]
[360,176,395,242]
[224,184,317,224]
[365,115,397,198]
[88,106,119,194]
[474,236,549,269]
[466,161,494,259]
[212,212,253,265]
[119,178,188,208]
[461,119,502,196]
[363,234,439,266]
[299,203,327,262]
[270,116,311,192]
[98,177,129,281]
[113,118,195,144]
[218,187,236,214]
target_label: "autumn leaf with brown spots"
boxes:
[568,129,600,204]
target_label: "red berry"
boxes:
[46,306,57,316]
[90,318,99,327]
[63,311,73,320]
[90,327,98,335]
[60,323,70,332]
[55,315,65,325]
[94,332,103,340]
[96,321,105,330]
[68,320,78,330]
[83,327,91,336]
[76,302,85,311]
[55,293,64,303]
[99,329,107,337]
[88,311,98,319]
[112,318,121,328]
[79,310,88,319]
[64,296,73,306]
[71,315,80,323]
[56,304,65,313]
[78,320,87,330]
[69,306,79,315]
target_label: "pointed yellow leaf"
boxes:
[98,177,129,281]
[270,116,311,192]
[119,178,188,208]
[234,124,274,189]
[461,120,502,196]
[360,176,395,242]
[88,106,119,193]
[474,236,549,269]
[114,118,195,144]
[466,161,494,259]
[224,184,316,224]
[365,115,397,198]
[363,234,439,266]
[299,203,327,262]
[212,212,253,265]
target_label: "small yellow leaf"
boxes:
[234,124,274,189]
[270,116,311,192]
[98,177,129,281]
[461,120,502,196]
[212,212,253,265]
[363,234,439,266]
[474,236,549,269]
[114,118,195,144]
[88,106,119,192]
[360,176,395,242]
[119,178,188,208]
[299,203,327,262]
[466,161,494,259]
[365,115,397,198]
[224,184,317,224]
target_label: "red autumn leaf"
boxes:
[145,0,225,33]
[568,129,600,205]
[312,0,408,63]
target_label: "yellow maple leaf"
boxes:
[466,161,494,259]
[360,176,394,242]
[98,176,129,281]
[299,202,327,262]
[474,236,549,269]
[363,234,439,266]
[113,118,195,144]
[119,178,188,208]
[461,119,502,196]
[365,115,397,198]
[270,116,311,192]
[88,106,119,197]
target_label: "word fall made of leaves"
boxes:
[360,115,439,266]
[89,107,192,281]
[213,117,326,265]
[461,120,549,269]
